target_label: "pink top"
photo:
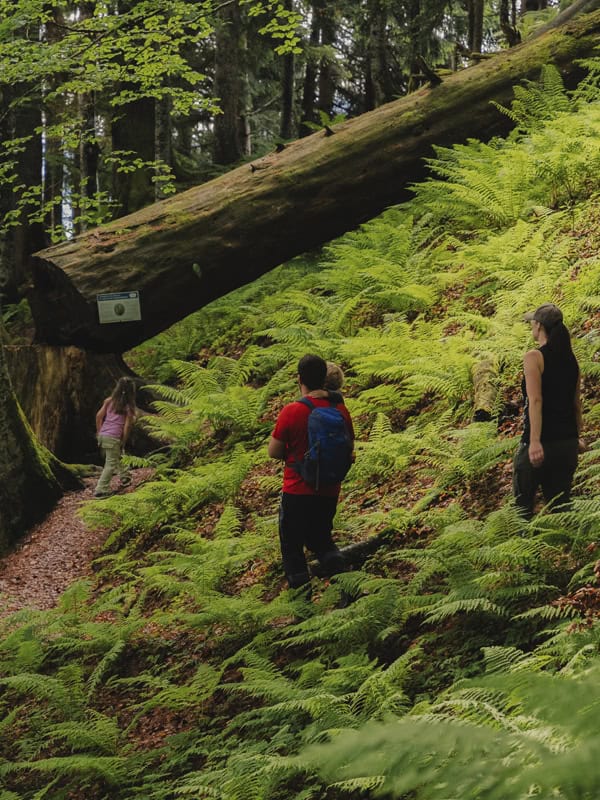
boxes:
[99,402,131,439]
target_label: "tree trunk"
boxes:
[79,92,100,231]
[280,0,296,140]
[300,3,321,137]
[213,0,245,165]
[316,0,337,117]
[155,96,173,201]
[0,85,47,303]
[365,0,389,110]
[0,344,78,552]
[500,0,522,45]
[111,98,156,216]
[28,7,600,355]
[468,0,485,53]
[406,0,423,93]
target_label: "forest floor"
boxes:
[0,469,153,617]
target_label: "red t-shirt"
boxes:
[272,397,355,496]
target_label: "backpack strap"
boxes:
[297,396,316,411]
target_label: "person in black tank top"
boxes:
[513,303,583,519]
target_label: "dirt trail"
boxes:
[0,470,152,617]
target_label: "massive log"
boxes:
[0,344,80,552]
[29,5,600,354]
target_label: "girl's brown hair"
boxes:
[110,377,137,415]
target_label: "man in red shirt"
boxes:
[268,354,355,589]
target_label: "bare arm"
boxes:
[122,413,134,446]
[95,398,110,435]
[524,350,544,466]
[268,436,286,460]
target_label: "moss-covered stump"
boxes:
[0,346,80,552]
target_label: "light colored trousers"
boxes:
[95,435,127,494]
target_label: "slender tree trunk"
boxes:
[213,0,245,165]
[280,0,295,139]
[239,24,252,157]
[316,0,337,116]
[12,101,47,292]
[468,0,485,52]
[111,98,156,216]
[155,96,173,200]
[365,0,389,110]
[300,3,321,136]
[77,92,99,233]
[44,7,66,237]
[501,0,522,44]
[406,0,423,93]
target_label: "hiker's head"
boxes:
[523,302,574,356]
[324,361,344,391]
[298,354,327,390]
[111,377,137,413]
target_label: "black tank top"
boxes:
[521,344,578,444]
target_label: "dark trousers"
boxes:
[512,439,578,520]
[278,493,346,588]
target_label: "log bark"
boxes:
[4,345,161,462]
[29,6,600,355]
[0,344,79,552]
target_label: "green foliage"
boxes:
[5,60,600,800]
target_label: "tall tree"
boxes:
[365,0,392,110]
[467,0,485,52]
[213,0,249,164]
[280,0,296,139]
[315,0,338,116]
[300,2,322,135]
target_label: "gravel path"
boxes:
[0,469,152,617]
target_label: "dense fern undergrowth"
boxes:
[5,64,600,799]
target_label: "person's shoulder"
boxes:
[524,349,543,365]
[278,398,306,417]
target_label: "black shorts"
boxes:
[512,438,578,519]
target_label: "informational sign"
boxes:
[97,291,141,324]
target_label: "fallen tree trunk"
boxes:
[29,6,600,354]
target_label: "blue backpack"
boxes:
[294,397,353,490]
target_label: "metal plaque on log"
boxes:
[97,291,141,324]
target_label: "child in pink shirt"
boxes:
[94,377,137,497]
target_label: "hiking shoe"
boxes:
[94,491,114,498]
[120,477,132,488]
